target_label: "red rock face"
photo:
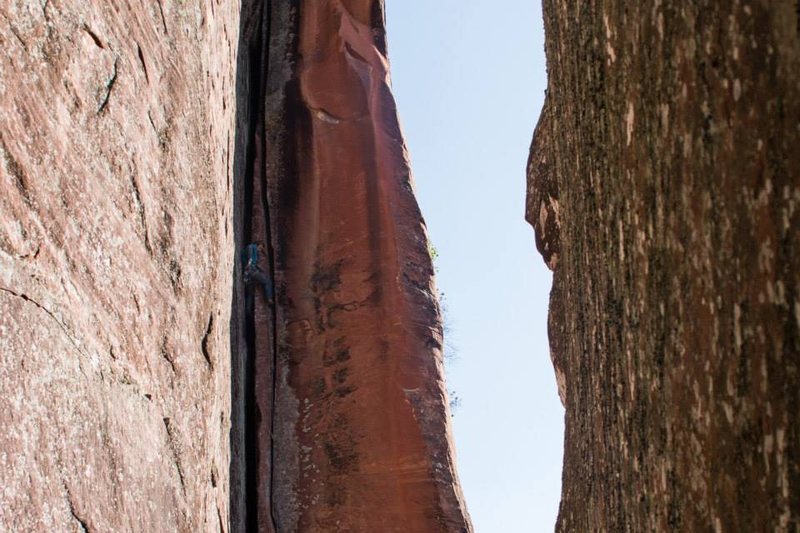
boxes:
[1,0,470,530]
[256,1,473,531]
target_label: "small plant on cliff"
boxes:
[439,291,458,368]
[429,240,461,415]
[448,390,462,413]
[428,242,440,274]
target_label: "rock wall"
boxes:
[0,1,238,531]
[529,1,799,530]
[1,1,471,532]
[247,1,473,530]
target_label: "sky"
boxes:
[384,2,564,531]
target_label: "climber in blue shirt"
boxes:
[244,243,274,305]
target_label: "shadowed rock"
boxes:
[528,1,800,530]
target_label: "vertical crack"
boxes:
[260,5,281,530]
[136,42,150,84]
[255,1,280,529]
[242,2,278,531]
[202,313,215,370]
[81,25,104,49]
[63,484,92,533]
[233,2,288,531]
[163,417,187,494]
[156,0,168,35]
[96,58,118,114]
[242,21,260,531]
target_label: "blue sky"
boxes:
[385,2,564,530]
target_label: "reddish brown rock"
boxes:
[251,1,473,531]
[529,1,799,531]
[0,1,238,530]
[1,0,470,530]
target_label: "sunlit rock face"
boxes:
[1,1,471,532]
[256,1,473,530]
[0,1,237,531]
[528,1,799,531]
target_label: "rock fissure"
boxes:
[0,1,472,530]
[8,25,27,51]
[155,0,168,36]
[65,492,90,533]
[96,57,118,114]
[260,10,280,530]
[136,43,149,84]
[239,2,280,530]
[202,313,215,370]
[0,286,87,358]
[162,417,187,494]
[81,25,104,49]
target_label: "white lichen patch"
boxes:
[721,401,734,424]
[539,203,549,234]
[625,102,635,146]
[603,14,616,64]
[758,238,775,274]
[549,194,560,219]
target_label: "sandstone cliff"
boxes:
[238,1,471,530]
[1,1,470,532]
[1,1,237,530]
[529,1,799,530]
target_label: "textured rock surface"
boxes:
[530,1,799,530]
[0,1,239,530]
[1,1,470,531]
[250,1,473,530]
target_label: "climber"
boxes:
[243,243,274,305]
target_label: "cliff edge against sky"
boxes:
[1,1,471,531]
[529,1,799,530]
